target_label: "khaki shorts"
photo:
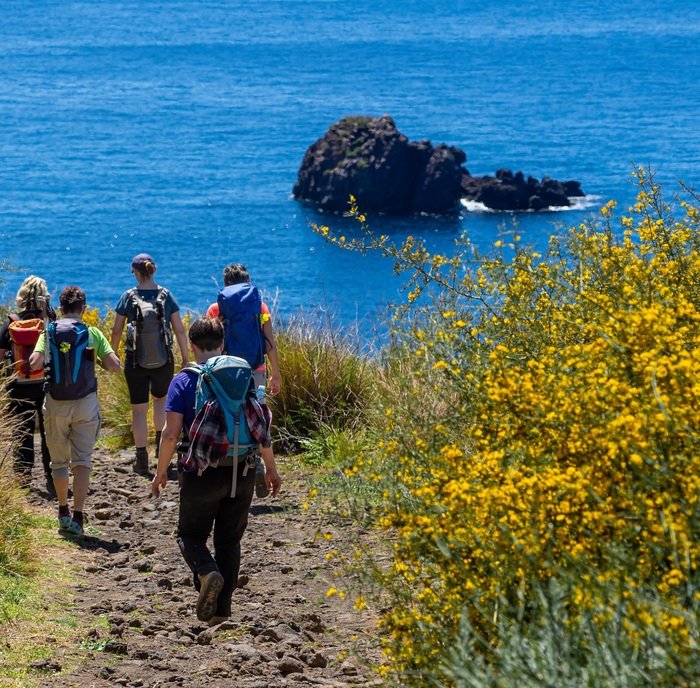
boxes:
[44,392,101,477]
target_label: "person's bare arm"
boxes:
[152,411,183,497]
[29,350,45,371]
[100,351,121,372]
[170,312,189,368]
[262,319,281,395]
[111,314,126,352]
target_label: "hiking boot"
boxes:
[133,448,150,476]
[196,570,224,622]
[254,455,269,498]
[207,615,231,627]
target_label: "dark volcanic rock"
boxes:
[461,169,584,211]
[294,116,585,214]
[293,115,466,214]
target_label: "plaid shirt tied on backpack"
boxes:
[244,396,272,448]
[183,398,229,474]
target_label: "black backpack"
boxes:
[128,287,172,369]
[47,319,97,400]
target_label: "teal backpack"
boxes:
[184,354,258,496]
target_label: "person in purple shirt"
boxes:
[152,317,281,625]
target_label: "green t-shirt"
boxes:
[34,321,114,362]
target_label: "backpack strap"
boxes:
[230,418,239,497]
[127,287,141,321]
[71,323,89,384]
[47,322,60,384]
[156,287,169,318]
[156,287,174,351]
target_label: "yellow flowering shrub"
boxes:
[314,170,700,683]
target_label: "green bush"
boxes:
[314,172,700,686]
[443,571,700,688]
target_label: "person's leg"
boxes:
[36,395,54,493]
[212,461,255,618]
[124,362,151,473]
[177,470,228,621]
[131,402,149,446]
[8,391,36,476]
[177,471,226,574]
[150,358,174,458]
[44,395,73,524]
[67,392,100,531]
[71,465,91,512]
[152,395,166,436]
[21,383,53,492]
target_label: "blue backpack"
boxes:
[185,355,258,496]
[217,283,265,369]
[47,319,96,401]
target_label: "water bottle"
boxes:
[256,385,266,402]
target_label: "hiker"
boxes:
[152,317,282,625]
[0,276,55,493]
[29,285,121,537]
[206,263,281,497]
[206,263,281,395]
[110,253,189,476]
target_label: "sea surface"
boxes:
[1,1,699,336]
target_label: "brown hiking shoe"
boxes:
[196,571,224,622]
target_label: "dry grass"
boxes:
[271,312,378,449]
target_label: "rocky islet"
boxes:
[293,115,584,214]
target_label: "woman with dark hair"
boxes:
[0,275,55,492]
[30,285,121,536]
[110,254,189,475]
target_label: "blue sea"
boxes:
[1,1,699,334]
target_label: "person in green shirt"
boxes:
[30,286,121,537]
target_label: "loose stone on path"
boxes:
[24,446,382,687]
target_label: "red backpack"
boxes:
[8,315,45,383]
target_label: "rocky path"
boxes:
[24,448,382,687]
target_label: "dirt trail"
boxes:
[23,447,382,687]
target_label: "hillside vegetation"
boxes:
[313,169,700,686]
[1,170,699,686]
